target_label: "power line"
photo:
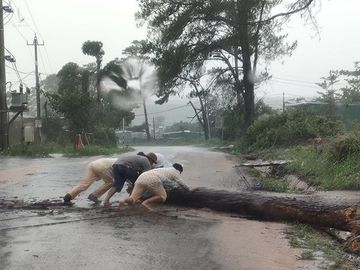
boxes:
[270,79,322,89]
[24,0,43,40]
[272,76,318,85]
[5,65,34,86]
[133,102,199,118]
[21,0,53,73]
[3,8,13,24]
[9,21,35,65]
[10,21,28,41]
[3,48,24,84]
[5,63,33,75]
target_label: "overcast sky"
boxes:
[4,0,360,123]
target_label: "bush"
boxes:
[246,109,343,149]
[42,117,66,143]
[328,132,360,161]
[91,126,117,147]
[5,143,60,157]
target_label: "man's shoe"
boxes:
[88,194,100,204]
[63,193,72,203]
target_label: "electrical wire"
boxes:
[22,0,53,73]
[23,0,43,40]
[272,76,318,85]
[270,78,322,89]
[4,48,22,84]
[3,10,14,24]
[132,101,201,119]
[5,64,33,75]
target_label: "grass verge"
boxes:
[250,145,360,191]
[287,223,358,270]
[2,143,133,157]
[247,167,292,192]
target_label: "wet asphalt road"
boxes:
[0,146,315,270]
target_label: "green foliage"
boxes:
[57,62,86,95]
[91,126,118,147]
[340,62,360,104]
[45,91,94,130]
[44,60,135,143]
[223,105,245,139]
[5,143,60,157]
[246,109,342,149]
[328,132,360,161]
[221,100,275,140]
[40,74,59,93]
[82,40,105,70]
[257,177,290,193]
[42,116,65,143]
[64,145,132,157]
[122,40,151,59]
[82,41,104,58]
[299,250,315,260]
[316,61,360,105]
[263,145,360,190]
[137,0,302,127]
[287,224,356,269]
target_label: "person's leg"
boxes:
[124,168,140,188]
[91,181,113,198]
[117,177,149,209]
[118,183,146,208]
[90,169,114,199]
[129,183,146,204]
[118,197,135,209]
[141,195,166,211]
[141,185,167,210]
[103,165,127,206]
[67,166,98,199]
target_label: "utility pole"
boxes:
[27,34,44,144]
[122,118,125,144]
[153,116,155,140]
[0,0,9,150]
[143,98,151,141]
[282,92,285,112]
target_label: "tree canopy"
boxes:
[136,0,315,127]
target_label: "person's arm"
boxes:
[103,187,116,206]
[173,174,191,191]
[176,179,191,191]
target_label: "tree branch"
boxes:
[248,0,315,25]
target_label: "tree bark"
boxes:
[166,187,360,251]
[238,0,255,128]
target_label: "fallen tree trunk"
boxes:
[165,187,360,251]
